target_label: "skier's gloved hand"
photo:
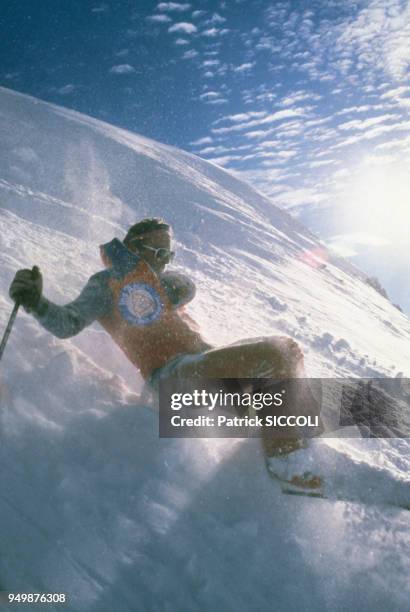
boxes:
[9,266,43,311]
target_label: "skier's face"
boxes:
[128,229,173,273]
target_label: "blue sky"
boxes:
[1,0,410,309]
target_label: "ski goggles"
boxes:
[128,238,175,262]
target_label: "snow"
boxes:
[0,86,409,611]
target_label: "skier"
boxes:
[9,217,323,493]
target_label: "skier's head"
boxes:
[124,217,174,273]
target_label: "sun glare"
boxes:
[341,161,410,246]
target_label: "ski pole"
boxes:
[0,302,19,362]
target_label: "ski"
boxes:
[266,460,410,511]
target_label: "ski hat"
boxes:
[123,218,170,247]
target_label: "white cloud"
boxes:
[198,146,229,155]
[207,13,226,25]
[233,62,255,73]
[261,0,410,86]
[209,99,228,105]
[280,91,322,106]
[157,2,191,12]
[202,59,220,67]
[380,85,410,109]
[175,38,189,45]
[244,90,277,104]
[190,136,213,146]
[332,120,410,149]
[338,114,397,132]
[57,84,76,95]
[198,145,249,157]
[214,111,267,125]
[201,28,220,37]
[308,159,337,169]
[182,49,198,59]
[254,139,281,150]
[109,64,135,74]
[212,108,308,134]
[376,135,410,152]
[242,150,297,162]
[381,86,410,99]
[335,105,373,116]
[199,91,228,104]
[168,22,197,34]
[199,91,220,100]
[275,120,306,138]
[335,0,410,80]
[201,26,230,38]
[146,14,172,23]
[243,130,270,140]
[192,10,206,18]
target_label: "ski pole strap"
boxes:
[0,302,20,362]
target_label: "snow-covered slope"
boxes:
[0,87,409,612]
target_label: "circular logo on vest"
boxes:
[118,282,163,326]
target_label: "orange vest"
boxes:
[97,239,208,379]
